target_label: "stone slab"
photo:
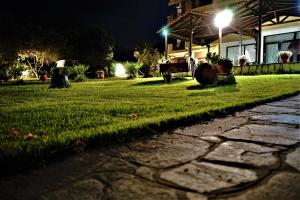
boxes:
[287,95,300,101]
[41,172,185,200]
[116,133,210,168]
[286,147,300,171]
[173,116,249,137]
[221,124,300,146]
[40,179,105,200]
[186,192,208,200]
[267,101,300,109]
[251,114,300,125]
[160,161,257,193]
[205,141,279,168]
[221,172,300,200]
[0,152,139,200]
[250,105,298,114]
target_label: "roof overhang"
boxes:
[159,0,300,45]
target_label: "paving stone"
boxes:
[41,179,105,200]
[186,192,208,200]
[160,161,257,193]
[234,111,253,118]
[98,172,180,200]
[251,114,300,125]
[0,152,137,200]
[221,124,300,146]
[42,172,182,200]
[199,136,223,143]
[173,116,249,137]
[267,101,300,109]
[287,95,300,101]
[221,172,300,200]
[205,141,279,168]
[135,167,156,181]
[116,133,210,168]
[98,156,137,173]
[250,105,298,114]
[286,147,300,171]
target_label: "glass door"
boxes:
[265,43,278,64]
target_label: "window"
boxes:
[265,43,278,64]
[244,44,256,64]
[264,31,300,63]
[227,46,240,65]
[227,44,256,65]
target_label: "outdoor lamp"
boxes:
[115,63,126,77]
[215,9,233,56]
[162,29,169,37]
[162,28,169,60]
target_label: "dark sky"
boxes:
[2,0,169,48]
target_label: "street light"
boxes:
[162,28,169,60]
[215,9,233,57]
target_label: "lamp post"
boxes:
[162,28,169,60]
[215,9,233,57]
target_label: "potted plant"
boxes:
[50,67,70,88]
[238,55,250,74]
[277,51,292,63]
[163,72,172,83]
[194,63,217,85]
[39,70,48,82]
[216,58,233,74]
[238,55,249,67]
[98,70,105,80]
[205,52,219,65]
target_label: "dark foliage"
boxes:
[50,68,70,88]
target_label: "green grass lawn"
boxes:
[0,75,300,161]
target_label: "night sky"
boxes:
[2,0,169,48]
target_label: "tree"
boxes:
[134,45,162,77]
[18,49,59,78]
[0,14,19,65]
[61,26,114,77]
[0,20,115,78]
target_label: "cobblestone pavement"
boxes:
[0,95,299,200]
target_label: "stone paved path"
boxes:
[0,95,299,200]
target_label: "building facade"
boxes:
[164,0,300,65]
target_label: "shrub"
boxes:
[50,68,70,88]
[67,64,88,82]
[134,45,162,77]
[206,52,219,65]
[7,63,27,80]
[217,58,233,66]
[124,62,141,79]
[0,67,8,81]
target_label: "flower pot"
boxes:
[239,59,246,67]
[280,55,289,63]
[195,63,217,86]
[163,74,172,83]
[215,63,233,74]
[40,74,48,82]
[98,71,105,80]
